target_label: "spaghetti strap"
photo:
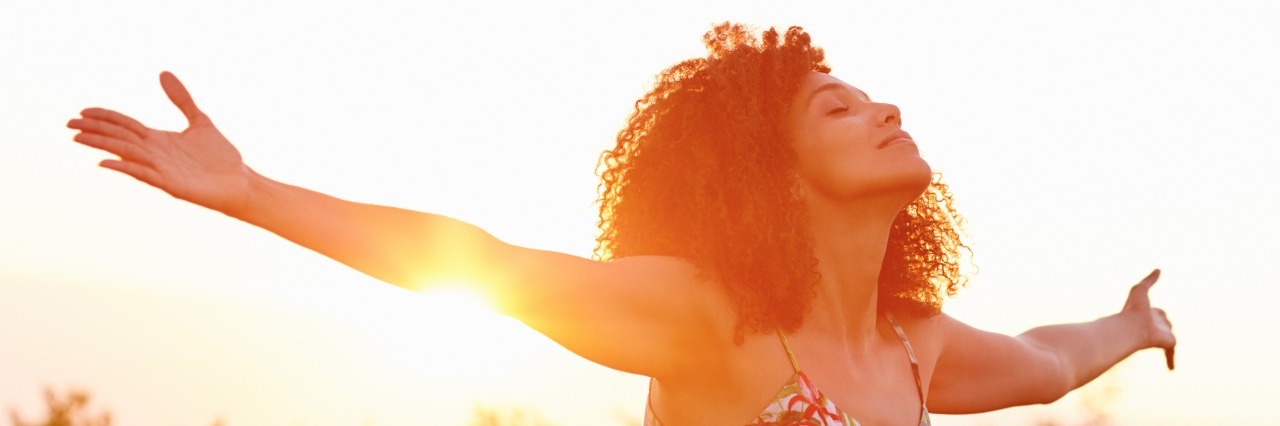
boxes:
[647,322,930,426]
[646,379,665,426]
[775,329,802,373]
[885,311,931,425]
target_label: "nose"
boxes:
[877,103,902,127]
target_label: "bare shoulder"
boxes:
[604,255,737,327]
[883,311,952,380]
[601,255,706,282]
[604,255,741,343]
[887,310,948,346]
[903,312,989,358]
[594,255,727,306]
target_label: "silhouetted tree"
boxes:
[9,388,111,426]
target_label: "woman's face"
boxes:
[786,72,932,205]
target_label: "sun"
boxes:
[418,285,500,320]
[388,284,548,378]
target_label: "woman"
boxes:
[66,23,1174,426]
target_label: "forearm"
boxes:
[229,169,503,289]
[931,273,1172,412]
[1018,313,1145,398]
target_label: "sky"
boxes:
[2,0,1278,425]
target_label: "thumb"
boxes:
[159,71,206,127]
[1126,268,1160,308]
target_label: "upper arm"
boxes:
[227,186,735,377]
[460,242,735,380]
[928,314,1069,413]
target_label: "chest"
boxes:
[795,359,924,426]
[651,333,937,426]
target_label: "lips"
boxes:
[877,130,914,149]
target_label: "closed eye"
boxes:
[827,106,849,115]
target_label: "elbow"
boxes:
[1032,353,1075,405]
[1024,378,1071,406]
[1007,341,1074,406]
[360,266,424,291]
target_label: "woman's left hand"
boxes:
[1121,269,1176,370]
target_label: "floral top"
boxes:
[644,312,931,426]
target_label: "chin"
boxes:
[905,160,934,194]
[806,157,934,205]
[882,158,934,207]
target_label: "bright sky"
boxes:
[2,1,1278,425]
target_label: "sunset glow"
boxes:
[420,285,501,320]
[3,1,1278,425]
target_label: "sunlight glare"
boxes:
[419,285,499,320]
[395,283,543,378]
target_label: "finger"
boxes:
[1165,345,1176,371]
[1139,268,1161,289]
[73,133,152,165]
[159,71,206,127]
[99,159,161,188]
[1127,269,1161,302]
[67,118,143,144]
[79,108,150,139]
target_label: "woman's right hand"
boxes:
[67,71,253,215]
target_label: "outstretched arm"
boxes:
[66,71,473,288]
[65,72,736,379]
[927,269,1175,414]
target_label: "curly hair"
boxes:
[594,23,969,339]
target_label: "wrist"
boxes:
[224,165,266,221]
[1107,311,1150,354]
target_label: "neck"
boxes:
[798,189,903,350]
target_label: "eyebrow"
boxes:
[804,82,871,107]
